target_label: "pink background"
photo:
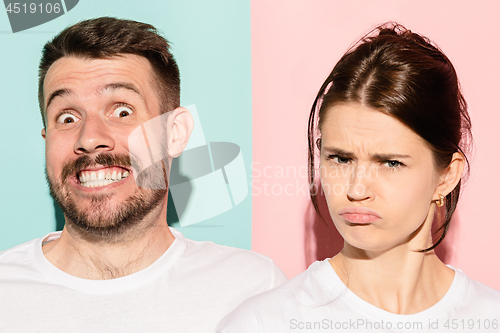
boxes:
[251,0,500,290]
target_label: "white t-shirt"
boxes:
[217,259,500,332]
[0,228,287,332]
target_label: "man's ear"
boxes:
[434,152,465,200]
[41,128,46,140]
[167,107,193,158]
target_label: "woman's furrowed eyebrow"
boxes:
[372,153,412,160]
[321,147,355,158]
[322,146,411,160]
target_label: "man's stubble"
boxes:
[46,153,167,243]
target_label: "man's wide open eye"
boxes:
[111,104,134,118]
[56,112,79,124]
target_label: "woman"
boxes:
[217,23,500,332]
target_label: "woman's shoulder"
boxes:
[216,260,345,332]
[461,271,500,302]
[450,266,500,314]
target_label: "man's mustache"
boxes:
[61,153,132,182]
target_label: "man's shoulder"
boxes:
[0,237,38,265]
[171,228,288,289]
[187,238,270,264]
[0,236,45,287]
[173,228,274,266]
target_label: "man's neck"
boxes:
[42,217,175,280]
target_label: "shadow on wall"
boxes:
[434,209,459,265]
[54,200,65,231]
[304,183,460,267]
[304,184,343,266]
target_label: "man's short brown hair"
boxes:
[38,17,180,127]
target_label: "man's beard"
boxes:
[46,153,167,241]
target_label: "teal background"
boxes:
[0,0,252,250]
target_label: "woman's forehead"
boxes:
[321,103,428,155]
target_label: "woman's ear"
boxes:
[434,152,465,199]
[166,107,194,158]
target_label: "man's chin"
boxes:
[53,187,167,242]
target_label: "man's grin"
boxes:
[77,167,131,188]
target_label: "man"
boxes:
[0,17,286,332]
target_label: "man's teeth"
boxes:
[79,170,130,188]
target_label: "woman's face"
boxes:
[319,103,442,253]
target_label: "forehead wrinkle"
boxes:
[333,126,370,157]
[334,137,411,160]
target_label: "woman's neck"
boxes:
[329,244,455,314]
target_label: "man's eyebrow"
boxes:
[46,89,72,110]
[99,82,144,101]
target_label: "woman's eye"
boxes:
[111,105,133,118]
[385,160,403,168]
[56,113,79,124]
[329,155,350,164]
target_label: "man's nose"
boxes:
[74,116,115,154]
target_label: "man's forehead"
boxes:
[43,54,154,105]
[44,55,153,90]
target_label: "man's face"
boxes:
[43,54,167,239]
